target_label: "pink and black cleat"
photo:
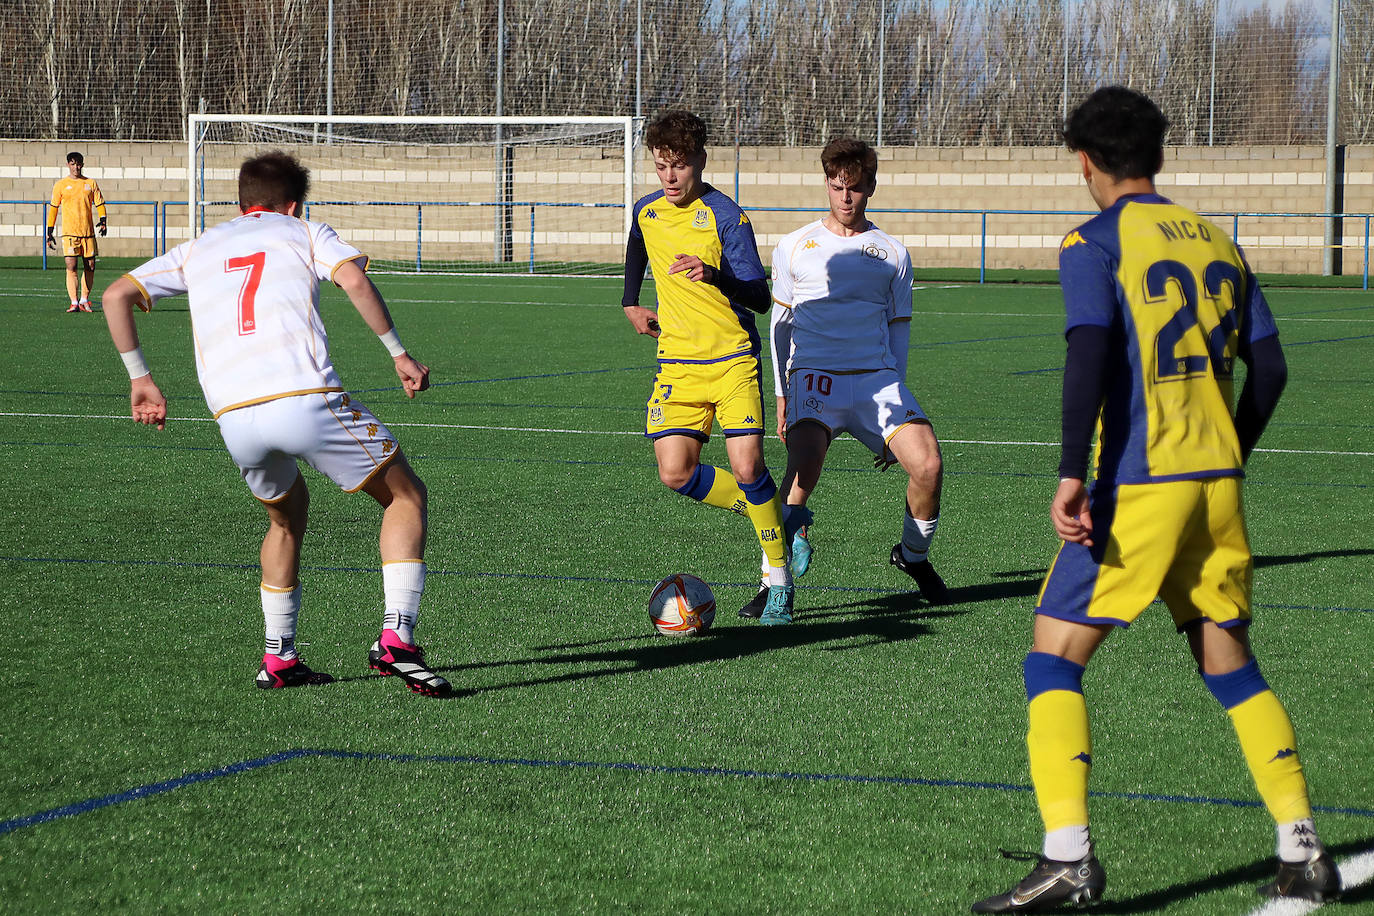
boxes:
[368,629,452,697]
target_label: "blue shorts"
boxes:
[1036,476,1252,629]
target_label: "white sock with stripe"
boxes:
[262,583,301,659]
[382,560,426,644]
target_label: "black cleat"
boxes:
[1258,851,1342,902]
[738,583,770,619]
[972,850,1105,913]
[255,656,334,690]
[368,629,453,697]
[890,544,951,604]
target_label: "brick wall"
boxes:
[2,140,1370,275]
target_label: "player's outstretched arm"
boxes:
[334,260,430,398]
[102,277,167,430]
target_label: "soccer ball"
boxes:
[648,573,716,637]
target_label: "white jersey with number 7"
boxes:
[124,210,368,419]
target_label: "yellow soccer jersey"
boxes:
[48,176,107,238]
[630,185,766,364]
[1058,192,1280,484]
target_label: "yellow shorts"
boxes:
[61,236,98,259]
[645,356,766,442]
[1036,476,1252,629]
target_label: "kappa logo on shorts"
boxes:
[744,414,757,425]
[905,409,917,418]
[366,423,379,438]
[351,410,362,422]
[382,440,395,454]
[1269,747,1297,762]
[1072,752,1092,766]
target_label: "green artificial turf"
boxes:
[1,269,1370,913]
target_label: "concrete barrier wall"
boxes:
[2,140,1370,275]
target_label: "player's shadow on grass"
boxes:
[1254,547,1374,568]
[434,602,950,695]
[1088,833,1374,913]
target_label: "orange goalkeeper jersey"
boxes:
[48,176,107,238]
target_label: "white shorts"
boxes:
[786,367,928,455]
[216,391,399,502]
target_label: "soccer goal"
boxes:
[187,115,638,276]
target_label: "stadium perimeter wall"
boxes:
[2,141,1371,276]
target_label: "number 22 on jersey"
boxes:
[225,252,266,335]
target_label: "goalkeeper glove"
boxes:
[45,227,56,250]
[97,217,107,237]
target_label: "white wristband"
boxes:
[120,347,151,380]
[379,327,406,358]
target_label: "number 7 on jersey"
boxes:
[225,252,266,335]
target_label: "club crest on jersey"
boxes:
[693,209,709,229]
[862,243,888,260]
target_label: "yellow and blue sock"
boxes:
[739,470,789,577]
[1202,658,1320,859]
[1024,651,1093,859]
[674,464,747,516]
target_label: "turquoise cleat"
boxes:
[784,505,814,578]
[759,584,795,625]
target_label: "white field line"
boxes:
[0,411,1371,458]
[1246,848,1374,916]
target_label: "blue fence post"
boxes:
[1365,215,1370,291]
[529,206,535,274]
[416,204,423,273]
[979,211,987,284]
[40,202,47,270]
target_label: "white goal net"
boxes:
[188,115,637,275]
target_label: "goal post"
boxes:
[187,114,638,275]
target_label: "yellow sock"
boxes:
[673,464,747,516]
[1228,690,1312,823]
[1028,689,1093,832]
[1202,659,1313,824]
[738,471,787,570]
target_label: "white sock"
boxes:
[382,560,426,644]
[900,514,939,563]
[1043,825,1091,862]
[1277,818,1323,862]
[766,564,792,588]
[262,583,301,659]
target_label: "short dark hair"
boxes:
[645,110,707,160]
[821,137,878,185]
[66,151,83,166]
[238,151,310,210]
[1063,86,1168,181]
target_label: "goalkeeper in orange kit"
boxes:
[47,151,108,312]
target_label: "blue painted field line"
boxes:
[0,750,311,836]
[5,747,1370,837]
